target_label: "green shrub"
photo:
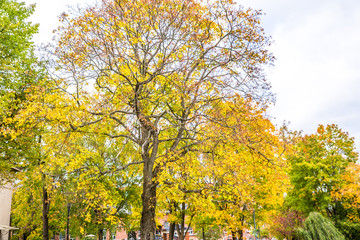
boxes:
[298,212,345,240]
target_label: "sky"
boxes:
[23,0,360,149]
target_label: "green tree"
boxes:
[286,124,358,218]
[0,0,40,177]
[12,163,67,240]
[59,133,141,237]
[0,1,50,239]
[330,162,360,239]
[298,212,345,240]
[335,220,360,240]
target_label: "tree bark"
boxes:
[169,202,176,240]
[238,212,245,240]
[231,231,237,240]
[42,185,49,240]
[178,202,186,240]
[140,170,157,240]
[98,228,104,240]
[237,230,243,240]
[169,223,175,240]
[66,203,71,240]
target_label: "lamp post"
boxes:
[253,210,260,240]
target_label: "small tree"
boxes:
[270,209,304,240]
[298,212,345,240]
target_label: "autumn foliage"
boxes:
[3,0,360,240]
[30,0,277,239]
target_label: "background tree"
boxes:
[332,162,360,222]
[298,212,345,240]
[0,0,40,178]
[286,124,358,218]
[202,98,288,238]
[0,1,54,239]
[269,209,304,240]
[12,163,67,240]
[331,162,360,239]
[11,116,143,239]
[60,132,141,238]
[155,97,288,240]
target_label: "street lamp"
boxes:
[253,210,260,240]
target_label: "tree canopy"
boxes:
[7,1,360,240]
[0,0,40,179]
[20,0,276,239]
[298,212,345,240]
[286,124,358,217]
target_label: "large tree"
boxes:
[33,0,274,239]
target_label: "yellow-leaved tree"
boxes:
[200,97,287,239]
[156,97,288,240]
[19,0,276,239]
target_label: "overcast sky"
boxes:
[241,0,360,150]
[23,0,360,149]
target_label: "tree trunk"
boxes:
[66,203,71,240]
[42,186,49,240]
[231,231,237,240]
[202,227,205,240]
[40,134,49,240]
[98,228,104,240]
[237,230,243,240]
[140,173,157,240]
[238,212,245,240]
[22,232,30,240]
[177,202,186,240]
[169,223,175,240]
[168,200,176,240]
[138,105,159,240]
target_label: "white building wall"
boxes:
[0,182,14,240]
